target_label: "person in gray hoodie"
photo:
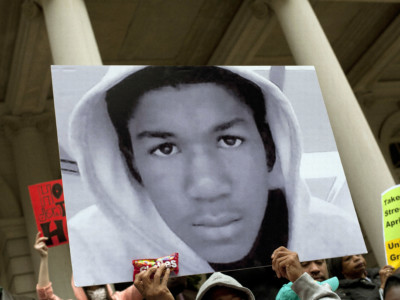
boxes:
[195,272,255,300]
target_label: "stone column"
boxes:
[39,0,102,65]
[3,114,73,298]
[34,0,101,294]
[267,0,395,266]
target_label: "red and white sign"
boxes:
[28,179,68,247]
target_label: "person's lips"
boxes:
[312,276,325,282]
[354,262,365,269]
[192,214,242,240]
[193,214,241,227]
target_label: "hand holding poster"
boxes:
[29,179,68,247]
[382,184,400,269]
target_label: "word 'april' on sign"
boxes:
[382,184,400,269]
[29,179,68,247]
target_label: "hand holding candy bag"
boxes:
[132,253,179,281]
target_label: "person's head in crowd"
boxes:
[272,247,333,284]
[82,285,112,300]
[195,272,255,300]
[166,276,187,298]
[300,259,329,282]
[341,255,367,280]
[330,254,367,280]
[71,274,116,300]
[273,247,340,300]
[72,276,121,300]
[383,273,400,300]
[72,279,142,300]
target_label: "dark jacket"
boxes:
[335,268,381,300]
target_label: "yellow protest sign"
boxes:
[382,184,400,269]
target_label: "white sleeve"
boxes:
[291,273,340,300]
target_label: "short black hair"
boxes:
[105,66,276,183]
[328,257,345,279]
[384,273,400,298]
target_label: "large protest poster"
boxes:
[382,184,400,269]
[28,179,68,247]
[51,66,366,286]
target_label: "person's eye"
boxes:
[150,143,179,157]
[300,262,309,267]
[217,136,244,148]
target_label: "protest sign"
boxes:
[51,66,366,285]
[28,179,68,247]
[382,184,400,269]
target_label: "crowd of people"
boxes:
[31,232,399,300]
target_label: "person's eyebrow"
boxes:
[213,118,246,132]
[136,131,175,139]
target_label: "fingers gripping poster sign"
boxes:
[382,185,400,269]
[29,179,68,247]
[51,66,366,286]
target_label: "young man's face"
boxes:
[300,260,329,281]
[129,83,270,263]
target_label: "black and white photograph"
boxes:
[51,65,366,286]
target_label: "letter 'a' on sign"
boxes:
[382,184,400,269]
[28,179,69,247]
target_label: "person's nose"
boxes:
[309,262,320,274]
[185,149,231,201]
[352,255,361,263]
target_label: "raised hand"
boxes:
[271,246,304,282]
[134,264,174,300]
[34,232,49,258]
[379,265,395,289]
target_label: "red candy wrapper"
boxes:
[132,253,179,281]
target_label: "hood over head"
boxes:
[196,272,255,300]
